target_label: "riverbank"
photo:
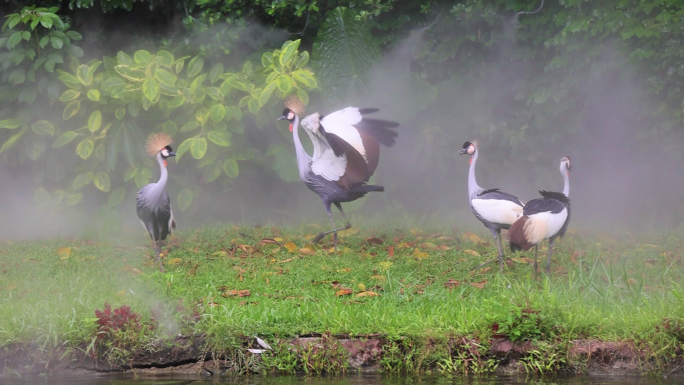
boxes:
[1,225,683,376]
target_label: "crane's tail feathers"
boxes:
[509,216,534,252]
[356,120,399,146]
[352,184,384,193]
[359,108,380,115]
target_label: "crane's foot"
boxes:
[313,222,352,244]
[155,250,166,273]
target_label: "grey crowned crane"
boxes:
[458,141,525,271]
[278,96,399,251]
[509,157,572,278]
[136,132,177,273]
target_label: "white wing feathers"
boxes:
[301,108,367,182]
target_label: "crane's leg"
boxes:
[470,228,505,272]
[313,202,351,249]
[150,225,165,274]
[546,237,556,277]
[533,244,539,280]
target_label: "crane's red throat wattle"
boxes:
[163,160,168,167]
[289,123,293,132]
[469,156,473,165]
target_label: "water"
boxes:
[3,374,684,385]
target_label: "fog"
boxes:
[1,8,683,244]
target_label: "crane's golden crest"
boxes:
[284,95,306,116]
[145,132,173,157]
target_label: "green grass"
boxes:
[2,223,684,354]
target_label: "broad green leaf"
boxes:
[128,99,141,117]
[134,172,149,189]
[204,161,222,183]
[224,77,248,91]
[108,187,125,206]
[159,83,180,96]
[31,120,54,136]
[73,171,93,189]
[86,61,102,83]
[52,190,65,205]
[177,188,193,211]
[116,51,134,66]
[156,50,174,67]
[114,65,146,82]
[296,88,309,105]
[0,128,25,153]
[76,139,94,159]
[67,193,82,206]
[180,121,199,132]
[101,77,126,91]
[207,87,223,101]
[63,100,80,120]
[95,143,105,161]
[209,104,226,122]
[259,81,277,107]
[232,148,254,160]
[154,68,177,86]
[291,69,317,88]
[133,50,152,65]
[76,64,91,85]
[124,167,138,182]
[115,108,126,120]
[22,31,31,41]
[295,50,310,68]
[243,61,252,74]
[175,137,193,160]
[142,95,153,110]
[35,187,51,207]
[53,131,77,148]
[191,137,207,159]
[24,140,45,160]
[208,130,231,147]
[222,159,239,178]
[88,111,102,132]
[50,36,63,49]
[167,96,184,108]
[7,32,22,49]
[87,89,100,101]
[209,63,224,84]
[143,77,159,102]
[162,121,178,135]
[312,7,379,100]
[0,119,21,129]
[94,171,111,192]
[9,69,26,85]
[59,72,80,89]
[276,75,293,93]
[279,40,301,68]
[59,89,80,102]
[261,52,274,67]
[186,56,204,78]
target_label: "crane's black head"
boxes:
[160,145,176,159]
[277,108,296,132]
[458,141,476,156]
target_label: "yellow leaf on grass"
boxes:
[355,291,380,297]
[284,242,298,252]
[56,247,71,259]
[419,242,437,250]
[371,275,386,282]
[463,232,483,243]
[6,283,17,290]
[117,289,126,296]
[511,257,534,264]
[213,250,229,257]
[338,268,352,273]
[274,237,283,242]
[299,247,314,255]
[378,261,393,271]
[357,283,366,291]
[464,249,480,257]
[279,257,295,263]
[336,288,353,296]
[168,258,183,265]
[413,248,430,260]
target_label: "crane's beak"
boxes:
[168,152,177,157]
[458,149,468,155]
[277,116,287,121]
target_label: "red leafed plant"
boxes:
[95,303,146,339]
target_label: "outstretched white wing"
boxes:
[319,107,367,161]
[301,112,348,182]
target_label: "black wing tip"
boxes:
[538,190,570,203]
[363,117,400,128]
[359,108,380,115]
[320,126,345,157]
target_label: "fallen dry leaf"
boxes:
[213,250,229,257]
[420,242,437,250]
[463,232,483,243]
[355,291,380,298]
[56,247,71,259]
[283,242,298,252]
[221,289,251,298]
[378,261,393,271]
[413,248,429,260]
[6,283,17,290]
[338,267,352,273]
[279,257,295,263]
[387,246,395,257]
[470,279,487,289]
[260,238,280,245]
[464,249,480,257]
[335,288,353,296]
[299,247,314,255]
[206,302,219,307]
[443,279,460,289]
[123,266,143,275]
[365,237,384,245]
[511,257,534,264]
[480,267,492,274]
[371,275,387,282]
[168,258,183,265]
[238,244,255,253]
[357,283,366,291]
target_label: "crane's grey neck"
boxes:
[561,162,569,197]
[468,147,482,199]
[292,114,312,181]
[141,153,168,210]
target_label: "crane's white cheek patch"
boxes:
[471,199,524,226]
[524,208,568,244]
